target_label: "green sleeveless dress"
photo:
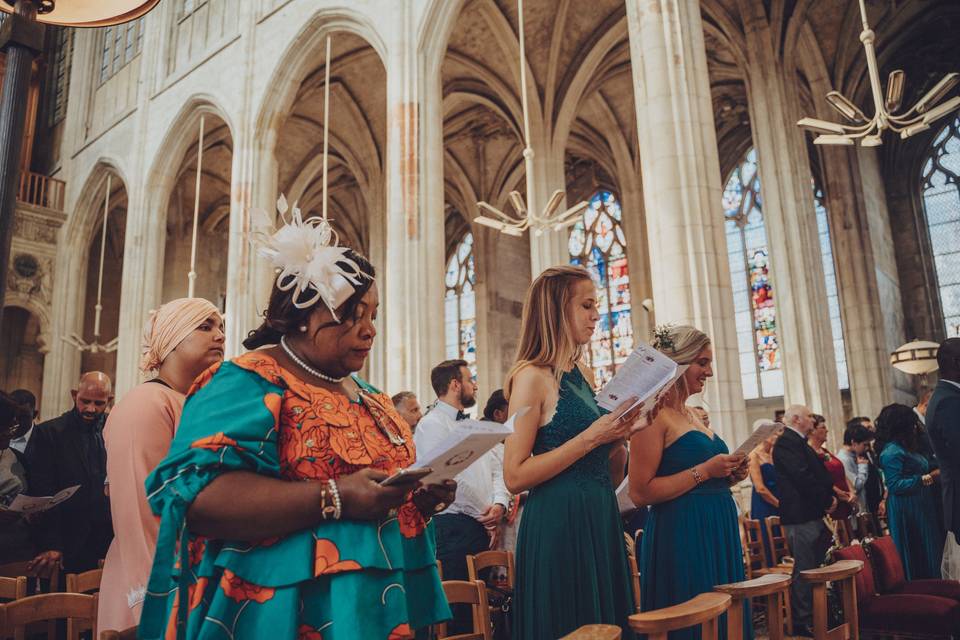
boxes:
[514,367,636,639]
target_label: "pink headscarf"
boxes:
[140,298,221,372]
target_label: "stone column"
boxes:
[625,0,747,443]
[380,6,446,400]
[527,141,572,276]
[737,0,843,426]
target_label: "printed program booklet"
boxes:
[595,342,688,424]
[410,408,528,484]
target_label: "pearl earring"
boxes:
[299,325,308,333]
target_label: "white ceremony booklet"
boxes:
[595,342,687,421]
[1,484,80,514]
[411,408,528,484]
[732,421,782,457]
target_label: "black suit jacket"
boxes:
[23,409,113,571]
[773,428,836,525]
[928,379,960,537]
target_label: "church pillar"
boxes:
[625,0,747,443]
[528,142,572,276]
[380,6,446,399]
[737,0,843,426]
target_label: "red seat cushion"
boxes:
[896,579,960,602]
[861,594,960,635]
[833,544,876,605]
[870,536,907,592]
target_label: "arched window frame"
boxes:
[568,190,634,388]
[98,18,144,85]
[444,231,477,377]
[920,116,960,337]
[723,149,783,400]
[812,181,849,390]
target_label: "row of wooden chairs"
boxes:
[0,562,137,640]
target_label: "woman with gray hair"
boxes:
[628,325,751,640]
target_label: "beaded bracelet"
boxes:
[327,478,342,520]
[690,466,705,486]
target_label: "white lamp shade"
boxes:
[890,340,940,375]
[1,0,160,26]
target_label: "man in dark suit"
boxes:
[928,338,960,545]
[24,372,115,575]
[773,404,838,637]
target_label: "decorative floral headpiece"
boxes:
[652,323,677,353]
[252,195,365,320]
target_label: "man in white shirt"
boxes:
[414,359,510,631]
[9,390,38,454]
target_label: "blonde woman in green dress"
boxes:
[504,265,646,640]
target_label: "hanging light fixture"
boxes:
[797,0,960,146]
[890,340,939,376]
[474,0,588,237]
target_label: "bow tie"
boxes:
[456,410,468,421]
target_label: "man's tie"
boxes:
[456,410,468,421]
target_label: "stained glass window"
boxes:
[813,183,849,389]
[568,190,633,388]
[445,232,477,376]
[723,149,783,400]
[98,18,143,84]
[921,116,960,337]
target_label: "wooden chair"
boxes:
[0,561,60,592]
[0,591,98,640]
[833,518,853,546]
[799,559,862,640]
[66,568,102,594]
[560,624,622,639]
[434,580,492,640]
[629,592,731,640]
[856,513,876,538]
[740,518,767,579]
[465,550,515,588]
[763,516,794,569]
[626,546,642,612]
[0,577,26,602]
[714,573,791,640]
[100,626,138,640]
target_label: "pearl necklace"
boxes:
[280,336,346,383]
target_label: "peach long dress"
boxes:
[98,381,184,633]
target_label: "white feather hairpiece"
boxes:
[251,194,365,320]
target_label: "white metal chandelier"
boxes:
[797,0,960,147]
[474,0,588,236]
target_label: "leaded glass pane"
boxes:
[445,232,478,376]
[813,183,848,390]
[569,190,634,386]
[922,116,960,337]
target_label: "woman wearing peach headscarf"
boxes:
[98,298,224,633]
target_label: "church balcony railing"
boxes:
[17,170,65,213]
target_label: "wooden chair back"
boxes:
[833,518,853,546]
[740,518,767,577]
[764,517,791,566]
[100,626,138,639]
[856,513,876,538]
[626,546,641,613]
[465,550,515,589]
[0,561,60,592]
[66,568,102,594]
[0,592,98,640]
[714,573,791,640]
[434,580,492,640]
[799,559,863,640]
[629,592,731,640]
[560,624,622,639]
[0,577,27,602]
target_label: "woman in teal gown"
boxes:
[505,266,645,640]
[876,403,945,580]
[629,325,752,640]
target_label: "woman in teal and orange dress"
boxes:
[629,325,752,640]
[139,207,456,640]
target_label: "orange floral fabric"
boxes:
[314,539,362,576]
[190,432,242,452]
[219,569,275,604]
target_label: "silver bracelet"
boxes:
[327,478,342,520]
